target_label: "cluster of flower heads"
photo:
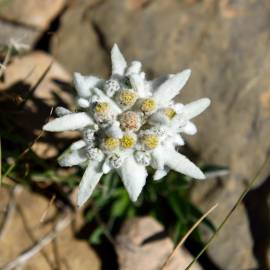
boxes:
[43,44,210,207]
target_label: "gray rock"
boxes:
[0,19,40,49]
[116,217,202,270]
[51,0,109,76]
[0,0,66,30]
[51,0,270,268]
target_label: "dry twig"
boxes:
[2,107,53,184]
[0,213,72,270]
[0,185,22,240]
[160,203,218,270]
[0,43,12,79]
[40,195,56,223]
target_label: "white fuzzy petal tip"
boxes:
[153,168,169,181]
[44,44,211,205]
[111,44,127,76]
[163,147,205,180]
[181,122,197,135]
[129,73,145,97]
[55,106,71,117]
[126,61,142,75]
[153,69,191,107]
[43,112,93,132]
[58,149,87,167]
[118,156,147,201]
[70,140,86,151]
[74,73,102,98]
[77,162,103,208]
[77,98,90,108]
[184,98,211,120]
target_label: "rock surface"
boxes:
[116,217,202,270]
[51,0,108,76]
[0,0,66,30]
[0,20,40,49]
[50,0,270,269]
[0,52,77,158]
[1,0,269,268]
[0,187,100,270]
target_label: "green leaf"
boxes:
[168,194,185,220]
[89,227,104,245]
[111,192,130,218]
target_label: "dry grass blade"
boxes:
[2,107,53,183]
[40,195,56,223]
[0,213,72,270]
[0,43,12,79]
[19,60,53,109]
[0,185,22,240]
[185,153,270,270]
[160,203,218,270]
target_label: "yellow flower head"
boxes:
[141,98,157,113]
[102,137,119,151]
[141,134,159,150]
[120,134,136,149]
[94,102,110,115]
[117,89,138,107]
[163,108,176,119]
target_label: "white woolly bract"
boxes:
[43,44,210,207]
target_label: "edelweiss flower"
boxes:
[43,44,210,207]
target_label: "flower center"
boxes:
[141,134,159,150]
[94,102,110,115]
[102,137,119,151]
[140,98,157,113]
[163,108,176,119]
[119,111,141,131]
[120,134,136,149]
[117,89,138,107]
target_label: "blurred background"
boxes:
[0,0,270,269]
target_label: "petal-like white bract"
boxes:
[43,112,94,132]
[153,69,191,107]
[74,72,102,98]
[92,88,122,114]
[55,106,71,117]
[129,73,147,97]
[43,44,210,207]
[102,159,112,174]
[164,147,205,179]
[58,149,87,167]
[183,98,211,120]
[77,161,103,207]
[126,61,142,75]
[147,75,170,93]
[164,134,185,147]
[105,122,123,138]
[151,146,166,170]
[149,111,170,125]
[77,98,90,108]
[180,121,197,135]
[70,140,87,151]
[111,44,127,76]
[117,156,147,201]
[153,167,169,181]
